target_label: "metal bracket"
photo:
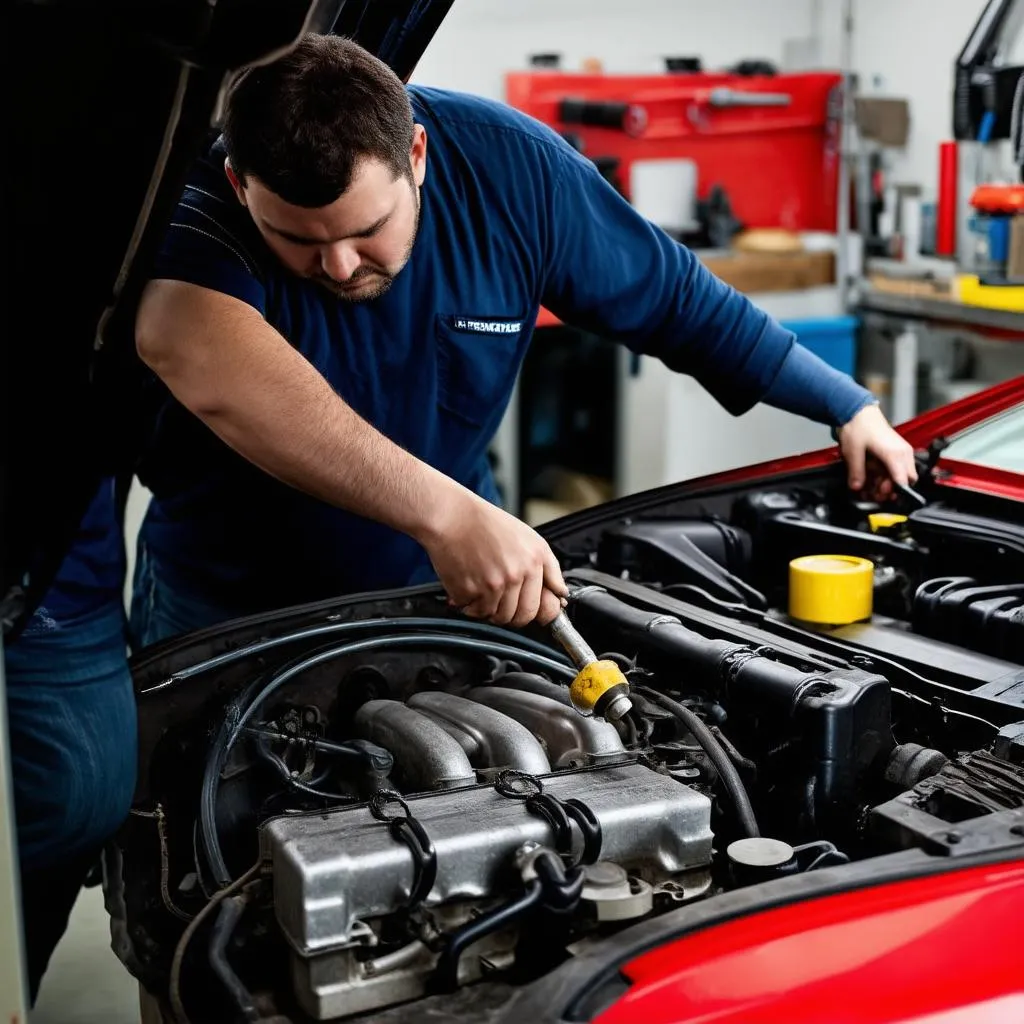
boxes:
[873,799,1024,858]
[922,808,1024,858]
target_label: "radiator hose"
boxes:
[636,685,760,838]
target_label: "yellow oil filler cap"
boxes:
[868,513,908,533]
[789,555,874,625]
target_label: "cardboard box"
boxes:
[702,250,835,294]
[1008,215,1024,280]
[523,470,614,527]
[524,500,576,527]
[854,97,911,148]
[866,272,954,301]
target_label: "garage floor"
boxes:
[31,886,139,1024]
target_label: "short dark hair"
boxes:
[223,34,415,208]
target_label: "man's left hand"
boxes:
[835,403,918,501]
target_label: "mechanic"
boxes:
[4,479,135,1002]
[131,34,917,646]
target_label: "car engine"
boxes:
[111,472,1024,1024]
[262,683,713,1019]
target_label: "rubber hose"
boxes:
[434,880,543,991]
[208,896,259,1022]
[169,862,262,1024]
[636,686,759,838]
[159,616,571,687]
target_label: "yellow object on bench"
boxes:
[957,274,1024,312]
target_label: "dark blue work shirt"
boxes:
[24,479,125,628]
[139,86,801,612]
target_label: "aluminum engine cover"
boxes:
[261,762,712,956]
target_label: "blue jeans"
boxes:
[4,598,135,999]
[130,542,246,649]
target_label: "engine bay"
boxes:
[112,468,1024,1023]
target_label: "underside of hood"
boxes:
[1,0,454,635]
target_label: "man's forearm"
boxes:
[762,342,876,428]
[137,281,458,544]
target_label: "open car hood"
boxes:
[1,0,454,634]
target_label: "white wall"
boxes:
[412,0,817,100]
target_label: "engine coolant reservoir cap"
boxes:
[727,837,795,868]
[788,554,873,625]
[727,837,798,887]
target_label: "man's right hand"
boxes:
[419,490,568,627]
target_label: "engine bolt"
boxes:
[515,841,542,868]
[515,841,543,882]
[416,665,449,691]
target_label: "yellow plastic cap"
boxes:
[569,660,629,715]
[788,555,874,625]
[868,513,908,533]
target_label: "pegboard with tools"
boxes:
[506,69,843,233]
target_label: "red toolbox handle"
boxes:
[706,87,792,108]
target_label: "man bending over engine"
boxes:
[131,34,915,644]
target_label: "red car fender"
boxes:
[596,861,1024,1024]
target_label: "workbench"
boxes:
[857,285,1024,425]
[859,289,1024,333]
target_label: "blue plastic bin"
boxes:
[780,315,859,378]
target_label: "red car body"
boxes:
[664,374,1024,503]
[599,861,1024,1024]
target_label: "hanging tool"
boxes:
[557,98,647,138]
[549,611,632,722]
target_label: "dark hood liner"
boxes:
[2,0,452,636]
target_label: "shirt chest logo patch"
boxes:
[452,316,523,335]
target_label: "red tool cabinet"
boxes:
[506,69,843,233]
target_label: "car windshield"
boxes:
[942,401,1024,473]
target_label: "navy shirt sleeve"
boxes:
[152,183,267,316]
[763,342,877,427]
[540,148,865,421]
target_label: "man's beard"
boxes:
[316,266,395,302]
[316,180,421,304]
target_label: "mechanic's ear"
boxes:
[224,159,247,206]
[410,124,427,187]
